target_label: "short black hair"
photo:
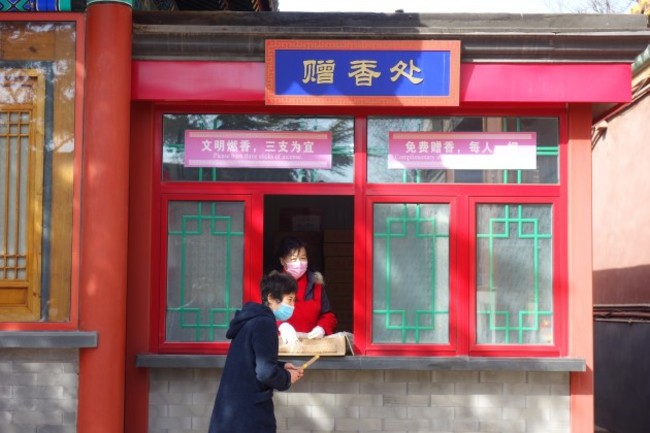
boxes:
[273,236,313,273]
[261,271,297,305]
[275,236,309,261]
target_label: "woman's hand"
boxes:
[284,363,304,384]
[279,322,299,345]
[307,325,325,339]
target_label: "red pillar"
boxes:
[568,103,595,433]
[78,4,132,433]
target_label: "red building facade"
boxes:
[0,8,649,433]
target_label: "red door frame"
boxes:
[361,195,459,357]
[467,195,566,358]
[157,193,253,354]
[149,106,569,358]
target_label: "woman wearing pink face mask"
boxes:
[274,236,337,344]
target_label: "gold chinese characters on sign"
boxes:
[302,58,424,87]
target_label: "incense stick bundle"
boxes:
[301,354,320,369]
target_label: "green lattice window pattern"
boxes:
[372,203,450,344]
[367,116,559,184]
[476,204,554,345]
[166,201,244,342]
[162,114,354,183]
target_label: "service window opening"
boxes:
[263,195,354,334]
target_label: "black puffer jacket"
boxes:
[208,302,291,433]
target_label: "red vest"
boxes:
[284,271,337,335]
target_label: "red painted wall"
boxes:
[592,93,650,304]
[132,61,632,104]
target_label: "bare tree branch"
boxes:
[544,0,635,13]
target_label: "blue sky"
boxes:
[279,0,562,13]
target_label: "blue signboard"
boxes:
[266,40,460,106]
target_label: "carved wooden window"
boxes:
[0,69,45,321]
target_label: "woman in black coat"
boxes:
[208,272,303,433]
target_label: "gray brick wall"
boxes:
[148,368,570,433]
[0,349,79,433]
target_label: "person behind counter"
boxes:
[208,272,303,433]
[274,236,338,344]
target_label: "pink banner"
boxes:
[184,130,332,169]
[388,132,537,170]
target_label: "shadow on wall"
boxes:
[593,265,650,305]
[594,321,650,433]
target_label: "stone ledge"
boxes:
[137,354,585,372]
[0,331,98,348]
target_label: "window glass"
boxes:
[367,117,559,184]
[166,201,244,342]
[0,22,76,322]
[476,204,554,345]
[162,114,354,183]
[372,203,450,344]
